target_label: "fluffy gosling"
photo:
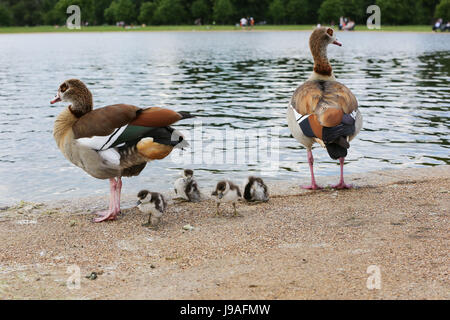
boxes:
[136,190,167,229]
[174,169,202,202]
[211,180,242,216]
[243,176,269,202]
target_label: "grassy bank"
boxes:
[0,24,436,34]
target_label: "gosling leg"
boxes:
[233,202,242,217]
[215,203,221,216]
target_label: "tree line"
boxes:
[0,0,449,27]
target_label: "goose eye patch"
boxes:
[327,28,333,36]
[60,83,68,92]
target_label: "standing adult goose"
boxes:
[287,27,363,190]
[51,79,193,222]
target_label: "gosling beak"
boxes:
[332,40,342,47]
[218,193,223,199]
[50,93,61,104]
[136,200,142,206]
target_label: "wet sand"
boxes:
[0,166,448,299]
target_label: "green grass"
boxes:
[359,25,432,32]
[0,24,435,34]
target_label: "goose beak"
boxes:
[332,40,342,47]
[50,94,61,104]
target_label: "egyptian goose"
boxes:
[211,180,242,216]
[243,176,269,202]
[51,79,192,222]
[287,27,363,189]
[174,169,201,202]
[136,190,167,229]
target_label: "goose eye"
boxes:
[327,28,333,37]
[60,83,68,93]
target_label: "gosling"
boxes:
[136,190,167,228]
[211,180,242,216]
[174,169,202,202]
[243,176,269,202]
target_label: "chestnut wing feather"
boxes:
[130,107,183,127]
[73,105,184,140]
[73,104,140,139]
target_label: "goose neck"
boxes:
[312,44,333,77]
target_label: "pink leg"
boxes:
[302,150,322,190]
[332,158,353,189]
[94,178,122,222]
[94,178,115,215]
[114,177,122,213]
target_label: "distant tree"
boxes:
[376,0,420,25]
[213,0,235,24]
[342,0,374,24]
[39,0,61,25]
[115,0,137,23]
[191,0,211,23]
[93,0,114,25]
[0,0,441,27]
[435,0,450,20]
[0,4,12,26]
[153,0,187,24]
[232,0,270,22]
[268,0,286,24]
[104,0,119,24]
[10,1,29,26]
[54,0,95,25]
[340,0,362,23]
[415,0,440,24]
[286,0,309,24]
[318,0,374,25]
[139,1,158,24]
[318,0,344,24]
[42,9,64,25]
[306,0,325,24]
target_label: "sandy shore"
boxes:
[0,166,448,300]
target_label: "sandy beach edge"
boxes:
[0,165,448,299]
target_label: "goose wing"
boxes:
[291,80,358,127]
[72,105,189,140]
[73,105,191,163]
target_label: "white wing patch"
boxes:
[291,104,309,123]
[77,125,128,151]
[98,149,121,166]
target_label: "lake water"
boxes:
[0,31,449,205]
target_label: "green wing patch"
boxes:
[111,125,154,148]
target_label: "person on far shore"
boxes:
[433,18,443,31]
[249,17,255,30]
[338,16,344,30]
[432,18,450,32]
[342,18,355,31]
[240,17,247,30]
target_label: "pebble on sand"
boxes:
[183,224,195,231]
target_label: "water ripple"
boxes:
[0,31,449,204]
